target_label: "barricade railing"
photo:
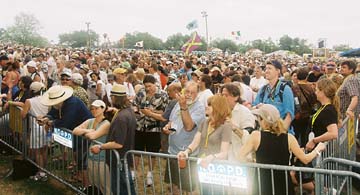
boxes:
[124,150,360,195]
[312,116,358,195]
[316,157,360,195]
[318,116,358,165]
[0,106,123,195]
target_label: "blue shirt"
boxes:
[47,96,93,130]
[253,80,295,135]
[168,100,205,155]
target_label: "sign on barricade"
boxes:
[347,117,355,154]
[53,128,72,148]
[197,162,247,188]
[9,105,23,133]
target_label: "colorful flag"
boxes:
[181,32,203,55]
[186,20,198,31]
[231,31,241,37]
[135,41,143,48]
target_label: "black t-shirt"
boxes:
[106,107,137,166]
[13,89,31,103]
[312,104,337,137]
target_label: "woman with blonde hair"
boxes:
[177,94,232,194]
[238,104,326,195]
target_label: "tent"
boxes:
[340,48,360,57]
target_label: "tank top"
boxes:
[255,131,294,195]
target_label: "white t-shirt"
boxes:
[250,76,268,96]
[231,103,255,130]
[240,83,254,104]
[197,89,213,109]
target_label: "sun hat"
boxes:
[110,84,127,96]
[252,104,281,125]
[191,69,203,78]
[91,100,106,108]
[40,85,73,106]
[30,82,45,93]
[113,67,127,74]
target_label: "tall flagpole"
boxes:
[201,11,209,51]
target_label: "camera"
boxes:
[140,101,150,109]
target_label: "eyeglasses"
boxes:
[61,78,71,81]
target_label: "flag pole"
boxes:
[201,11,209,51]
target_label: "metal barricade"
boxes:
[124,150,360,195]
[319,116,358,164]
[0,106,124,195]
[0,105,27,155]
[316,157,360,195]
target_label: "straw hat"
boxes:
[40,85,73,106]
[110,84,127,96]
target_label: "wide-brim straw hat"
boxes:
[40,85,73,106]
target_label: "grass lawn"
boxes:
[0,154,74,195]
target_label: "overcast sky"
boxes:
[1,0,359,48]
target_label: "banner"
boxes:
[198,162,247,188]
[181,32,203,55]
[9,105,23,133]
[53,128,73,148]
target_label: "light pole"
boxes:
[85,22,91,48]
[201,11,209,51]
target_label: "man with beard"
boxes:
[163,81,206,194]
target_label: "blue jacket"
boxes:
[47,96,92,130]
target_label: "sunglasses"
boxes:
[61,78,71,81]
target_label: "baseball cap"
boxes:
[252,104,281,125]
[91,100,106,108]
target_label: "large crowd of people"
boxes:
[0,44,360,194]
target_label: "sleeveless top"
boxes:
[88,118,109,161]
[255,131,294,195]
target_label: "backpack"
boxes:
[291,84,318,120]
[258,80,292,103]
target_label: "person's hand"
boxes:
[90,145,101,154]
[0,94,7,98]
[199,155,215,168]
[346,110,355,119]
[140,108,152,116]
[177,151,188,159]
[106,107,118,113]
[314,142,326,152]
[176,92,187,110]
[305,139,316,151]
[162,122,172,135]
[37,116,49,126]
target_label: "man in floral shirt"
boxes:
[134,74,168,185]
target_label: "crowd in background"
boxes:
[1,44,360,194]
